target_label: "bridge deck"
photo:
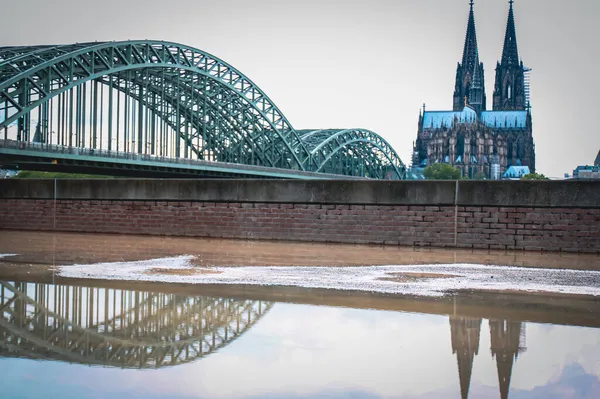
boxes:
[0,140,364,179]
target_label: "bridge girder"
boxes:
[0,41,406,179]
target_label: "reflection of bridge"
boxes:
[450,316,526,399]
[0,41,405,179]
[0,278,531,395]
[0,281,273,368]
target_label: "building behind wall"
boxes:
[573,166,600,179]
[412,0,535,179]
[568,150,600,179]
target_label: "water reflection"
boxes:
[451,316,526,399]
[490,320,526,399]
[0,281,273,368]
[0,280,598,398]
[450,317,482,399]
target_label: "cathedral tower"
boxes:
[453,0,486,114]
[493,1,526,111]
[413,0,535,178]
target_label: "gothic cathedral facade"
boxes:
[412,1,535,179]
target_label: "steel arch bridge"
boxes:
[0,281,273,368]
[0,41,406,179]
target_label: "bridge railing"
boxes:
[0,138,209,165]
[0,139,358,178]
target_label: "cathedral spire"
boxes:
[471,52,482,90]
[501,0,520,65]
[493,0,526,110]
[454,1,485,111]
[462,0,479,72]
[469,50,484,114]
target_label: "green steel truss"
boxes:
[0,41,406,179]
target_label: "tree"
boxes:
[521,173,549,181]
[423,163,462,180]
[473,171,488,180]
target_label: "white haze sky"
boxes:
[1,0,599,177]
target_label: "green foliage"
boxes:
[15,171,113,179]
[521,172,550,181]
[423,163,462,180]
[473,171,488,180]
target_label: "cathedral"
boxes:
[412,0,535,179]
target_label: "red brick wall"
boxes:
[455,206,600,252]
[0,199,598,253]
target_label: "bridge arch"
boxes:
[299,129,405,179]
[0,41,405,178]
[0,281,273,368]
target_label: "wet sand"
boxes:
[1,230,600,325]
[2,230,600,275]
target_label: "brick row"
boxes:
[0,200,598,253]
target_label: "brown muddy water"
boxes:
[0,230,599,398]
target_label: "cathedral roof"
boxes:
[504,166,530,179]
[481,111,527,128]
[422,107,477,129]
[422,107,527,129]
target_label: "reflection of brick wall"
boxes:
[1,199,598,253]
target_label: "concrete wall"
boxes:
[1,179,599,253]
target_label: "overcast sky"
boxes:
[1,0,598,177]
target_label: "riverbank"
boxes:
[2,230,600,271]
[2,263,600,329]
[1,230,600,325]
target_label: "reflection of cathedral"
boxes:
[450,316,526,399]
[450,317,482,399]
[413,0,535,179]
[490,320,527,399]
